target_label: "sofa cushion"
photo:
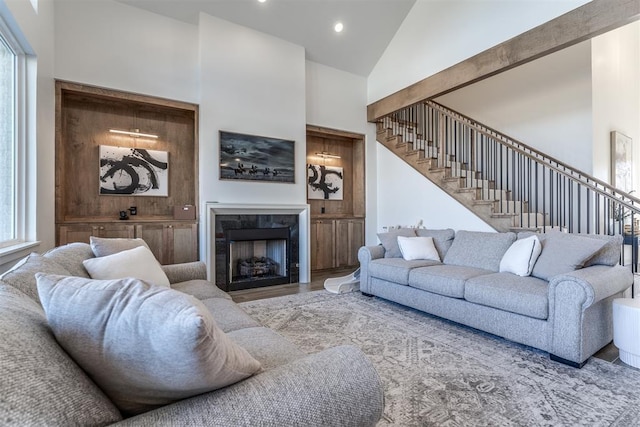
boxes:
[201,297,261,333]
[90,236,150,257]
[43,242,94,278]
[172,279,232,300]
[369,258,441,285]
[83,245,171,287]
[397,236,440,261]
[443,230,516,272]
[464,272,549,320]
[408,264,493,298]
[499,235,542,277]
[0,283,122,425]
[531,233,608,281]
[415,228,456,260]
[36,274,262,416]
[0,253,71,304]
[227,326,306,370]
[377,228,417,258]
[579,233,622,267]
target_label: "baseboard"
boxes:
[550,354,586,369]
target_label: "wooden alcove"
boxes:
[306,125,365,272]
[55,81,200,263]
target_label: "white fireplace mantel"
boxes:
[204,202,311,284]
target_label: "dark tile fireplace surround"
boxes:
[214,214,300,291]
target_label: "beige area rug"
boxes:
[239,291,640,426]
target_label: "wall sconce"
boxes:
[109,129,158,139]
[315,151,341,159]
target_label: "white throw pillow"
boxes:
[35,274,262,415]
[82,245,170,287]
[499,235,542,277]
[397,236,441,261]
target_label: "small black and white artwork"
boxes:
[219,131,295,183]
[99,145,169,196]
[307,164,343,200]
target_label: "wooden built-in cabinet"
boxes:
[310,217,364,271]
[55,81,199,264]
[307,125,365,272]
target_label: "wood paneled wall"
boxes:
[55,81,198,222]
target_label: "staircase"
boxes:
[376,100,640,241]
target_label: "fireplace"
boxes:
[205,203,311,290]
[225,227,291,291]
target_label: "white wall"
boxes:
[368,0,590,104]
[0,0,55,271]
[198,13,307,207]
[592,21,640,191]
[437,40,593,173]
[377,146,494,233]
[54,0,198,103]
[305,60,379,243]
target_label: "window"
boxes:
[0,33,16,248]
[0,14,34,259]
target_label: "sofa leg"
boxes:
[361,292,375,297]
[550,354,586,368]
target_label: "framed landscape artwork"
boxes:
[307,164,344,200]
[99,145,169,196]
[219,131,295,183]
[611,131,633,193]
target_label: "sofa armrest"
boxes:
[161,261,207,284]
[549,265,633,309]
[358,245,385,294]
[113,345,384,427]
[548,265,633,364]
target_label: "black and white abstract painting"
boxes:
[99,145,169,196]
[307,164,343,200]
[219,131,295,183]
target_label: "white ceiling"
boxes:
[114,0,417,76]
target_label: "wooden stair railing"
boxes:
[377,100,640,270]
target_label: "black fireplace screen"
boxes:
[224,227,291,291]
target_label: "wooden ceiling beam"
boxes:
[367,0,640,122]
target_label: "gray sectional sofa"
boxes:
[0,242,384,426]
[358,228,634,367]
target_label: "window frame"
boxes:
[0,11,38,265]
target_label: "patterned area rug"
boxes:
[239,291,640,426]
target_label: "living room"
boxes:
[4,0,638,273]
[1,0,640,425]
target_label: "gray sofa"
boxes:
[0,242,384,426]
[358,229,634,367]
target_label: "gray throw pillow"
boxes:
[531,233,608,281]
[377,228,417,258]
[90,236,150,257]
[415,228,455,260]
[580,234,623,267]
[36,274,262,416]
[0,253,71,304]
[443,230,516,272]
[43,242,95,278]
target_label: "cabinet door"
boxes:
[311,220,336,270]
[59,224,95,245]
[135,222,198,265]
[335,219,365,268]
[167,223,198,264]
[96,224,135,239]
[135,224,166,263]
[58,223,134,245]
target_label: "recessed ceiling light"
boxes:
[334,22,344,33]
[258,0,266,3]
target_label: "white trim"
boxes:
[204,202,311,284]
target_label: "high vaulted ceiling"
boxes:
[114,0,416,77]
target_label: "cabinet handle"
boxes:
[168,225,173,229]
[99,227,105,230]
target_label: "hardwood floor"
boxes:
[228,268,354,303]
[230,270,630,368]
